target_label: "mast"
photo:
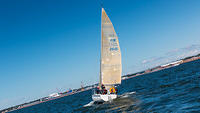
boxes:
[99,7,103,86]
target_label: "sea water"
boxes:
[10,60,200,112]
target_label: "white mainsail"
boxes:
[100,8,121,86]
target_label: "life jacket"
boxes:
[109,87,116,94]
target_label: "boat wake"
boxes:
[83,101,95,107]
[120,91,136,98]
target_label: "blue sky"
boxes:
[1,0,200,109]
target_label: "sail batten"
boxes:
[100,8,121,85]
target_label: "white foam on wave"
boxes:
[128,91,136,95]
[121,95,129,98]
[120,91,136,98]
[83,101,95,107]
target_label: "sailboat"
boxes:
[92,8,122,102]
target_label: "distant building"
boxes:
[48,93,60,98]
[161,60,183,68]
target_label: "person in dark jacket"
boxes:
[101,84,107,94]
[101,84,105,90]
[96,86,100,94]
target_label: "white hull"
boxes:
[92,94,117,102]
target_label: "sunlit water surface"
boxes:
[11,60,200,113]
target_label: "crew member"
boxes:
[101,84,107,94]
[101,84,105,90]
[110,88,114,94]
[96,86,100,94]
[103,89,107,94]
